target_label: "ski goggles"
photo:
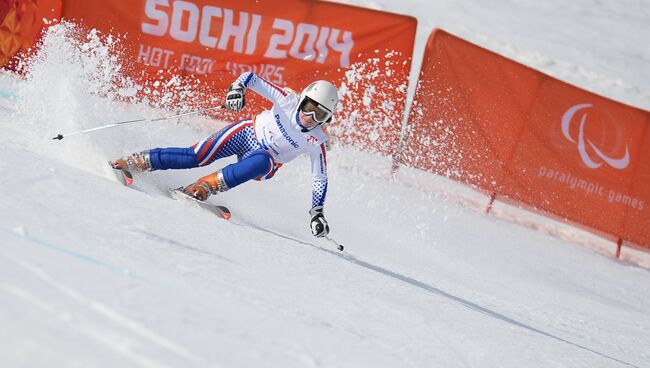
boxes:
[300,98,333,124]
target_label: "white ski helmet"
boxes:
[298,80,339,123]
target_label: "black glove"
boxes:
[225,82,246,112]
[309,206,329,238]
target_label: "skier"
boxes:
[110,72,338,238]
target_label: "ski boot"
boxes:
[110,150,153,172]
[183,170,229,201]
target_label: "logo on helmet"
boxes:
[561,103,630,170]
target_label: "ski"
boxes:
[110,163,231,220]
[169,188,232,220]
[113,168,134,186]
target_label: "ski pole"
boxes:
[326,236,345,251]
[52,105,226,140]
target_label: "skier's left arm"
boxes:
[308,144,329,238]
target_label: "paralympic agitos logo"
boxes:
[561,103,630,170]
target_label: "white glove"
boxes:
[225,82,246,112]
[309,206,329,238]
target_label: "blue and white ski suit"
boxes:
[147,72,329,208]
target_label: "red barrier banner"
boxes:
[60,0,416,154]
[0,0,62,69]
[402,29,650,249]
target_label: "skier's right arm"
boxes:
[224,72,291,112]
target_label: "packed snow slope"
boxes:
[1,1,650,367]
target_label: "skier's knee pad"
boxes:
[149,147,199,170]
[222,150,274,188]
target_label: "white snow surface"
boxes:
[1,1,650,367]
